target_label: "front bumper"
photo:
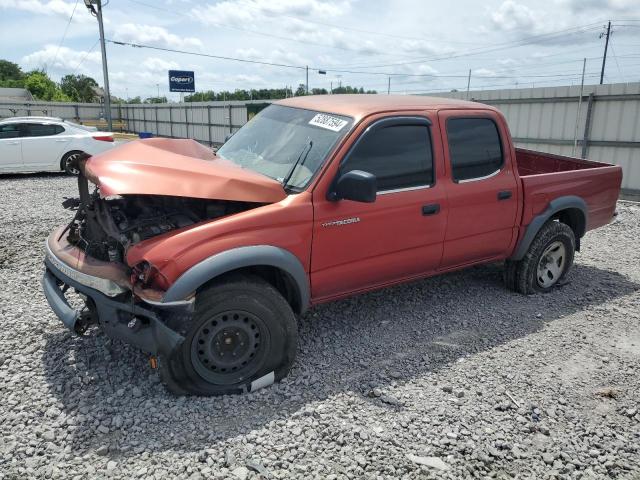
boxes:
[42,241,190,356]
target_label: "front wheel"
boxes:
[160,275,298,396]
[505,221,576,294]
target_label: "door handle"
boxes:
[422,204,440,216]
[6,141,19,145]
[55,139,69,142]
[497,190,512,200]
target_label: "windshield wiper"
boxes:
[282,140,313,190]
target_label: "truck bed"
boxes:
[515,148,623,232]
[516,148,613,176]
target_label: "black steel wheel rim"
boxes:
[190,310,269,385]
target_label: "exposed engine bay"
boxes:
[63,171,260,265]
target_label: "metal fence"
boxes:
[429,82,640,198]
[2,82,639,196]
[119,102,249,144]
[0,100,260,145]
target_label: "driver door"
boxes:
[310,114,447,301]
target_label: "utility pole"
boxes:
[599,21,611,85]
[83,0,112,130]
[572,58,587,157]
[305,66,309,94]
[466,69,471,100]
[156,83,160,99]
[387,76,391,95]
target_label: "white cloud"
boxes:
[194,0,350,25]
[0,0,92,22]
[236,47,309,68]
[564,0,640,12]
[112,24,202,49]
[474,68,499,77]
[490,0,541,33]
[142,57,180,72]
[22,44,101,72]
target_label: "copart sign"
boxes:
[169,70,195,93]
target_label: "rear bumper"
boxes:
[42,243,190,356]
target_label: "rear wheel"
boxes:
[160,274,297,396]
[505,221,575,294]
[61,151,84,175]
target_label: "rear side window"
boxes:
[0,124,20,139]
[447,118,503,182]
[342,124,433,192]
[23,123,65,137]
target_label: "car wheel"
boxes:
[61,151,84,175]
[505,221,575,295]
[159,274,298,396]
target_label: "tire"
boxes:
[159,274,298,396]
[61,151,84,175]
[505,221,575,295]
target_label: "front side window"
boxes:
[447,118,503,182]
[23,123,65,137]
[217,105,352,190]
[0,124,20,139]
[342,124,433,192]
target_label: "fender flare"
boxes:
[510,195,587,261]
[162,245,310,313]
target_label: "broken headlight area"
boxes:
[64,172,261,269]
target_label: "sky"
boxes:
[1,0,640,101]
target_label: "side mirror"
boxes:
[329,170,377,203]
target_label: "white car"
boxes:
[0,117,115,175]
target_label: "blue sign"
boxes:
[168,70,195,92]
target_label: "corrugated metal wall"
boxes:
[2,83,638,195]
[0,100,253,145]
[428,82,640,195]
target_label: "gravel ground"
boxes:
[0,173,639,480]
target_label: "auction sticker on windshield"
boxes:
[308,113,348,132]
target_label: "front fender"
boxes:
[161,245,310,313]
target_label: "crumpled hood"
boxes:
[83,138,287,203]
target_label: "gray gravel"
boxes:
[1,173,639,479]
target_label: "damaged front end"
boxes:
[41,150,268,356]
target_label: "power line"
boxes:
[71,39,100,74]
[108,38,628,82]
[51,0,80,70]
[329,23,605,70]
[609,43,625,82]
[106,39,306,70]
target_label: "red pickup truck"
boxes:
[42,95,622,395]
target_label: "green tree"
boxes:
[144,96,168,104]
[22,70,58,100]
[0,59,25,88]
[0,60,24,82]
[127,96,142,104]
[294,83,307,96]
[60,74,98,102]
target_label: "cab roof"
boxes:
[276,94,495,121]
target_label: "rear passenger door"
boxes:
[438,111,518,267]
[311,115,447,300]
[21,122,68,170]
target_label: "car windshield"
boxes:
[217,104,352,190]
